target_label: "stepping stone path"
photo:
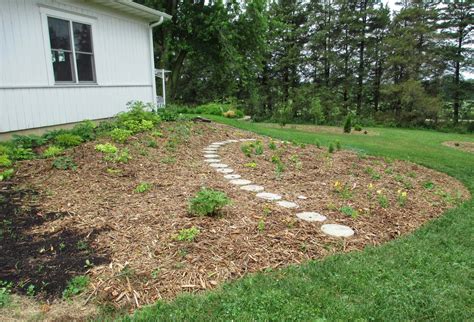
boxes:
[203,139,355,238]
[296,212,327,222]
[321,224,354,237]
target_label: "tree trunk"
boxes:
[356,0,368,116]
[453,25,463,124]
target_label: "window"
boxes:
[48,16,95,83]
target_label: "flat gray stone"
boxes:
[204,159,221,163]
[209,163,228,168]
[321,224,354,237]
[224,174,241,179]
[226,139,239,143]
[204,154,220,159]
[276,200,298,208]
[240,184,264,192]
[296,212,327,222]
[229,179,252,185]
[256,192,282,201]
[203,148,218,152]
[211,142,226,146]
[216,168,234,174]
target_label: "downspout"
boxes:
[149,17,164,107]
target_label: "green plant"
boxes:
[173,227,200,242]
[0,155,12,167]
[241,143,252,157]
[340,205,359,218]
[257,219,265,232]
[95,143,118,154]
[76,240,89,251]
[336,141,342,150]
[62,275,90,299]
[115,149,131,163]
[328,143,335,153]
[0,169,14,181]
[10,147,35,160]
[423,181,435,190]
[397,190,408,207]
[11,134,46,148]
[26,284,36,297]
[354,124,362,131]
[315,141,321,148]
[55,133,83,148]
[161,156,176,164]
[188,188,231,216]
[52,157,77,170]
[377,192,389,208]
[365,167,381,180]
[254,141,264,155]
[152,131,164,137]
[268,141,277,150]
[43,145,64,158]
[106,168,122,175]
[135,182,152,193]
[275,162,285,179]
[109,128,133,143]
[0,280,12,307]
[244,161,257,168]
[71,120,97,141]
[343,115,352,133]
[146,140,158,148]
[122,119,154,134]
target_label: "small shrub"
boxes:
[223,110,236,118]
[52,157,77,170]
[157,109,179,122]
[0,169,15,181]
[95,143,118,154]
[315,141,321,148]
[254,141,264,155]
[0,155,12,167]
[115,149,131,163]
[241,143,252,157]
[11,134,46,148]
[275,162,285,179]
[268,141,277,150]
[109,128,133,143]
[340,205,359,218]
[62,276,90,299]
[336,141,342,150]
[354,124,362,131]
[43,146,64,158]
[397,190,408,206]
[376,191,389,208]
[0,280,12,307]
[189,188,231,216]
[423,181,435,190]
[71,120,96,141]
[0,145,11,156]
[173,227,200,242]
[328,143,335,153]
[10,147,35,160]
[343,115,352,133]
[122,119,154,134]
[55,133,83,148]
[135,182,152,193]
[146,140,157,148]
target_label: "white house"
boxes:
[0,0,171,133]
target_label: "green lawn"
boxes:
[122,118,474,321]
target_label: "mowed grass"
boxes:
[122,118,474,321]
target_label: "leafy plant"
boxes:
[10,147,35,160]
[43,145,64,158]
[26,284,36,297]
[377,191,389,208]
[95,143,118,154]
[152,131,164,137]
[336,141,342,150]
[188,188,231,216]
[62,276,90,299]
[315,141,321,148]
[328,143,335,153]
[244,161,257,168]
[343,115,352,133]
[257,219,265,232]
[55,133,83,148]
[254,141,264,155]
[340,205,359,218]
[135,182,152,193]
[397,190,408,207]
[0,155,12,167]
[122,119,154,134]
[11,134,46,148]
[275,162,285,179]
[354,124,362,131]
[146,140,157,148]
[109,128,133,143]
[52,157,77,170]
[0,169,14,181]
[0,280,12,307]
[71,120,97,141]
[365,167,381,180]
[423,181,435,190]
[173,227,200,242]
[161,156,176,164]
[241,143,252,157]
[268,141,277,150]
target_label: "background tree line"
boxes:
[138,0,473,129]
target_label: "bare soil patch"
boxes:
[1,122,469,317]
[442,141,474,153]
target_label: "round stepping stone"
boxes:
[209,163,228,168]
[204,159,221,163]
[229,179,252,186]
[321,224,354,237]
[224,174,241,179]
[207,145,220,149]
[216,168,234,174]
[256,192,282,201]
[240,184,264,192]
[204,154,219,159]
[226,139,239,143]
[276,200,298,208]
[296,212,327,222]
[297,195,308,200]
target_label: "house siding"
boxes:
[0,0,155,133]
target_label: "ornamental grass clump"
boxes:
[188,188,231,217]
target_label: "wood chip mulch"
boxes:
[5,122,470,310]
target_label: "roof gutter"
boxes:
[116,0,172,20]
[148,16,165,107]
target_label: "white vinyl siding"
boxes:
[0,0,155,133]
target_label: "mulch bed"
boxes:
[1,121,469,311]
[442,141,474,153]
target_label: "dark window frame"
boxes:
[47,16,96,85]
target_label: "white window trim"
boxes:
[40,7,98,86]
